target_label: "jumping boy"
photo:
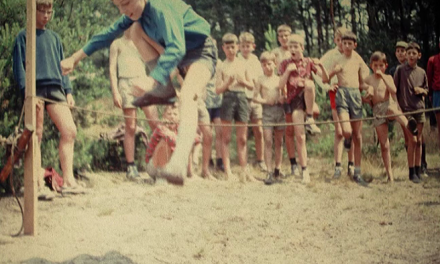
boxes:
[328,31,371,186]
[61,0,217,185]
[253,52,285,185]
[394,42,429,183]
[238,32,266,171]
[279,34,329,184]
[109,26,159,180]
[364,51,418,182]
[216,33,255,183]
[13,0,84,197]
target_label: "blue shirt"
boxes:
[82,0,210,85]
[13,29,72,96]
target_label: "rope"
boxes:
[31,95,440,128]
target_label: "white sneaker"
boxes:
[305,117,321,135]
[348,165,355,177]
[302,169,310,184]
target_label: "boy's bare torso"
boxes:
[334,54,364,88]
[259,74,281,105]
[221,58,247,92]
[365,74,391,105]
[273,47,291,68]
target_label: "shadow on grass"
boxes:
[22,251,136,264]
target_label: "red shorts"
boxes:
[329,90,337,110]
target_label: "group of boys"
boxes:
[14,0,437,199]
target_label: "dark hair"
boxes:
[369,51,387,64]
[341,31,357,43]
[406,42,421,52]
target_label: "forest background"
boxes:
[0,0,439,185]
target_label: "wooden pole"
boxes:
[24,0,38,236]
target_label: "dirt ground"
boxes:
[1,155,440,264]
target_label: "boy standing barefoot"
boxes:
[216,33,255,183]
[253,52,285,185]
[364,51,418,182]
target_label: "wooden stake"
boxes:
[24,0,38,236]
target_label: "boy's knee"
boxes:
[125,123,137,135]
[237,135,247,147]
[304,80,315,91]
[63,125,77,141]
[295,132,306,143]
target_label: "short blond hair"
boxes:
[287,34,304,46]
[239,32,255,44]
[277,24,292,35]
[36,0,53,8]
[335,27,348,38]
[259,51,276,63]
[222,33,238,45]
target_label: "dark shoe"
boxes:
[353,174,369,187]
[409,174,421,184]
[132,82,177,108]
[209,159,215,169]
[333,166,342,179]
[126,165,140,181]
[344,137,352,151]
[216,159,225,172]
[406,116,418,136]
[264,173,275,185]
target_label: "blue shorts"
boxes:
[433,90,440,113]
[177,37,217,80]
[207,107,221,122]
[336,87,362,119]
[36,85,67,106]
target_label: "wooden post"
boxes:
[23,0,38,236]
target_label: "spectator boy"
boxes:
[109,26,159,180]
[12,0,83,197]
[278,34,329,184]
[394,42,429,183]
[364,51,418,182]
[253,52,285,185]
[328,31,371,186]
[427,39,440,150]
[238,32,266,171]
[216,33,255,182]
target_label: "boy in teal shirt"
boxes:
[61,0,217,185]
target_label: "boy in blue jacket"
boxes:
[13,0,82,198]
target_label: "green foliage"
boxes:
[264,24,278,51]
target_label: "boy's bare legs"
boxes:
[164,63,212,181]
[213,117,223,169]
[414,124,424,167]
[292,110,309,183]
[285,114,298,175]
[35,101,50,198]
[251,118,265,171]
[375,124,393,182]
[46,103,77,187]
[199,123,215,179]
[236,124,253,182]
[304,80,321,134]
[332,109,344,177]
[274,129,284,170]
[263,128,274,172]
[141,106,159,132]
[350,120,362,169]
[221,120,234,179]
[122,108,137,165]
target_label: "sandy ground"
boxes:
[1,156,440,264]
